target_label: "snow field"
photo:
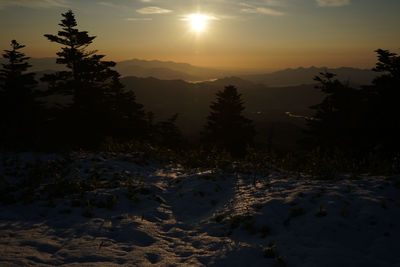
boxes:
[0,152,399,266]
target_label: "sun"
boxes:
[189,14,207,32]
[184,14,216,33]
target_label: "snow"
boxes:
[0,152,399,266]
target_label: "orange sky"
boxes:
[1,0,399,71]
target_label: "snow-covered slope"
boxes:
[0,153,399,266]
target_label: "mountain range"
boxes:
[241,66,377,87]
[1,57,377,87]
[119,76,323,149]
[1,57,378,150]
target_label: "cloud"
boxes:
[125,17,152,21]
[260,0,288,7]
[136,6,172,14]
[239,0,288,8]
[316,0,350,7]
[241,7,284,16]
[181,14,219,21]
[98,2,121,8]
[0,0,68,9]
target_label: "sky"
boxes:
[0,0,399,70]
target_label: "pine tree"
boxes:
[0,40,39,149]
[202,85,255,157]
[367,49,400,153]
[107,81,148,141]
[42,10,147,147]
[308,50,400,156]
[151,113,183,148]
[307,72,364,151]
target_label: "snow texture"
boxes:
[0,152,399,266]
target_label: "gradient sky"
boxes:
[0,0,399,70]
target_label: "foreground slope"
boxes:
[0,153,399,266]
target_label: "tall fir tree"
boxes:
[306,72,365,152]
[0,40,39,149]
[202,85,255,157]
[307,50,400,156]
[42,10,147,147]
[366,49,400,153]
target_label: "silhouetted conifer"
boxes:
[107,82,148,141]
[0,40,40,149]
[307,72,364,151]
[202,85,255,157]
[366,49,400,153]
[42,10,147,147]
[152,113,183,148]
[307,49,400,156]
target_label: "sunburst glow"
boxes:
[184,14,216,33]
[190,14,207,32]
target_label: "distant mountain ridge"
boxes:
[116,59,228,80]
[119,76,322,138]
[117,75,325,150]
[120,75,323,114]
[240,66,377,87]
[0,57,377,87]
